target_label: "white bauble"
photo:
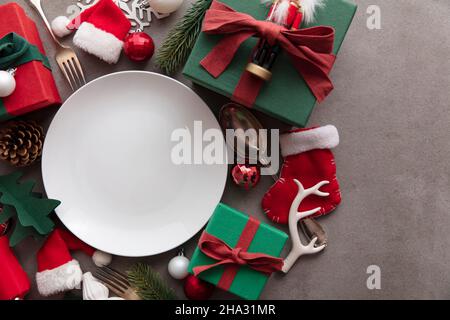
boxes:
[149,0,184,14]
[51,16,72,38]
[168,255,190,279]
[0,70,16,98]
[92,250,113,267]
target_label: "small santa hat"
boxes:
[36,228,112,297]
[51,0,131,64]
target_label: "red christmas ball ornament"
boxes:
[184,275,214,300]
[231,164,261,189]
[124,30,155,62]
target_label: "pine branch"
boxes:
[156,0,212,74]
[127,263,177,300]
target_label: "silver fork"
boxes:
[28,0,86,90]
[95,266,142,300]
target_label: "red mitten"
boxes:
[262,125,341,224]
[0,236,30,300]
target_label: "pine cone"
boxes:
[0,121,44,167]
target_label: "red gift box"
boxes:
[0,236,30,300]
[0,3,61,120]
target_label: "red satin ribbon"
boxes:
[200,1,336,104]
[193,216,284,290]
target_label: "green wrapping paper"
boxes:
[188,203,288,300]
[183,0,357,127]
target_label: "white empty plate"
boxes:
[42,71,228,256]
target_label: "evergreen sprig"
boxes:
[127,263,177,300]
[156,0,212,74]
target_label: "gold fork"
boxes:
[95,266,142,300]
[29,0,86,90]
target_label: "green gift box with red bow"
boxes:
[188,203,288,300]
[183,0,357,127]
[0,3,61,121]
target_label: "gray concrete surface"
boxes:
[1,0,449,300]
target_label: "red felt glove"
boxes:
[262,125,341,224]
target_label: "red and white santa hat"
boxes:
[51,0,131,64]
[36,228,112,297]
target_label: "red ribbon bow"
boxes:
[193,232,284,278]
[200,1,337,102]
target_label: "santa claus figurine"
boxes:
[267,0,303,29]
[246,0,324,80]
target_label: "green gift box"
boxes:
[188,203,288,300]
[183,0,357,127]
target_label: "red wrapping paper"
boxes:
[0,3,61,120]
[0,236,30,300]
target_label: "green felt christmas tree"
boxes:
[0,172,60,246]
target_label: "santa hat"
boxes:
[51,0,131,64]
[36,228,112,297]
[0,236,30,300]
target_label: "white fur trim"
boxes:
[51,16,72,38]
[73,22,124,64]
[262,0,323,25]
[272,0,290,25]
[301,0,325,24]
[280,125,339,157]
[92,250,112,267]
[36,259,82,297]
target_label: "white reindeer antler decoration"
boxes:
[282,179,330,273]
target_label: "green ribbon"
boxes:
[0,32,50,70]
[0,33,51,120]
